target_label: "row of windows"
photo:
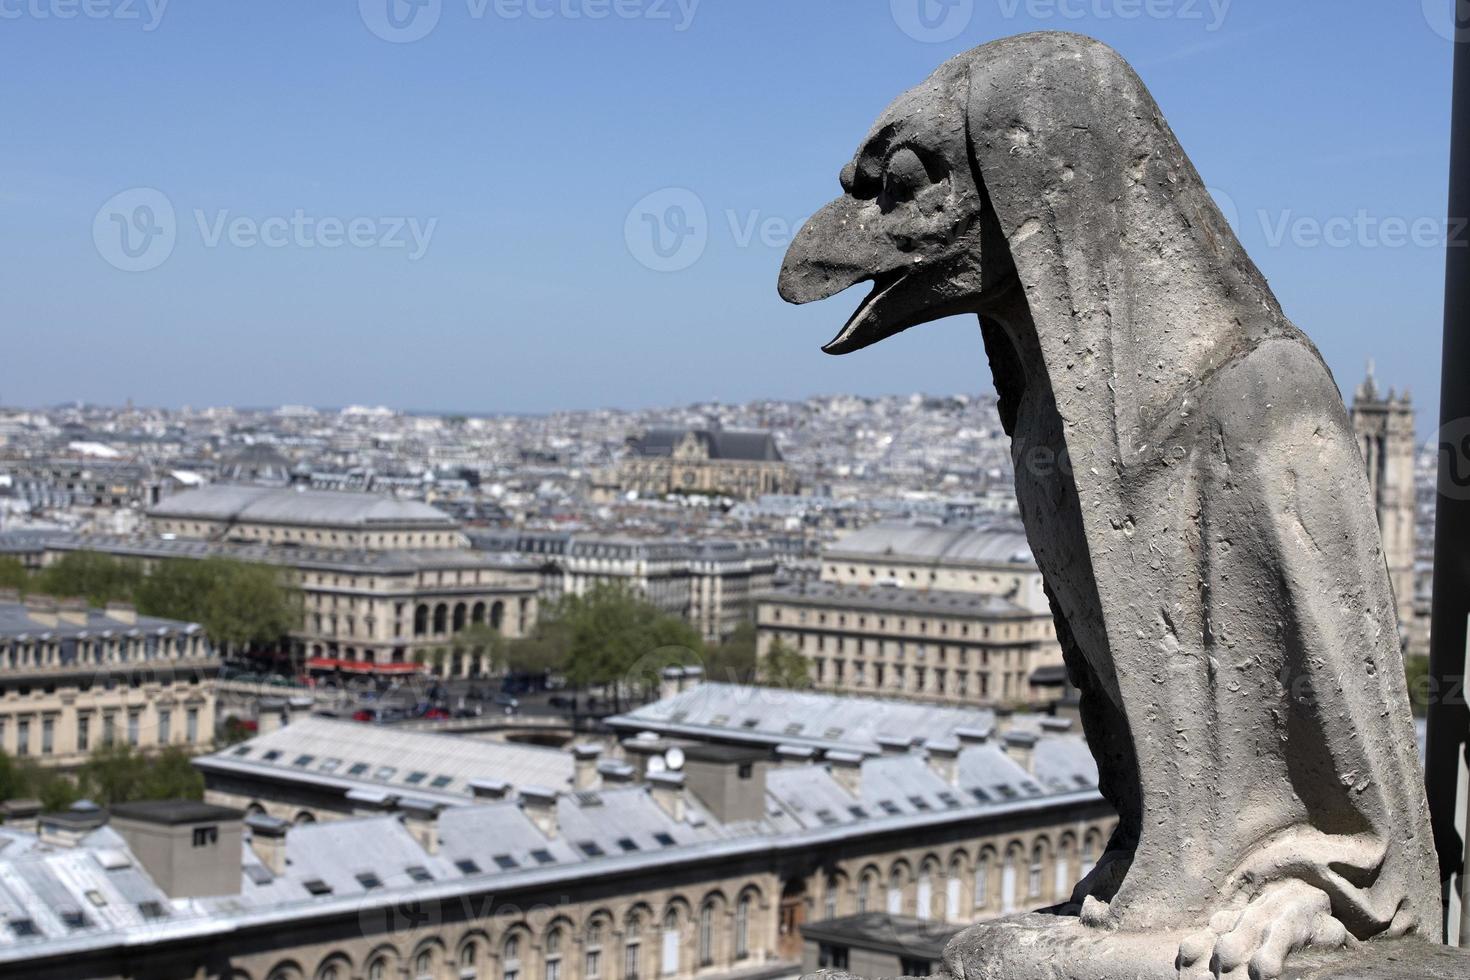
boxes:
[0,634,207,670]
[767,607,1043,641]
[259,890,764,980]
[0,704,202,756]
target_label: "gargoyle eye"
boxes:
[881,146,938,204]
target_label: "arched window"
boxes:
[946,858,964,921]
[660,909,679,977]
[916,860,936,921]
[857,870,875,914]
[1002,847,1021,914]
[503,935,522,980]
[584,920,604,980]
[414,604,429,636]
[545,927,563,980]
[461,940,481,980]
[887,868,904,915]
[1054,837,1075,900]
[1029,844,1045,899]
[433,603,448,634]
[1081,832,1100,878]
[974,855,991,909]
[824,873,839,920]
[368,959,388,980]
[317,964,341,980]
[699,903,715,966]
[491,601,506,631]
[453,603,468,633]
[734,895,751,960]
[415,950,434,980]
[625,912,643,980]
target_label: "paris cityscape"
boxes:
[2,2,1467,979]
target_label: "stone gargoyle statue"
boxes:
[779,32,1440,980]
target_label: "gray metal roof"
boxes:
[196,717,575,802]
[826,522,1035,568]
[758,582,1029,618]
[0,601,202,641]
[148,484,455,529]
[608,683,1004,755]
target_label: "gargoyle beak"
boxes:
[778,197,933,356]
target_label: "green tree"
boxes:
[759,639,813,690]
[0,557,28,593]
[34,551,140,606]
[452,622,506,672]
[76,743,203,806]
[513,583,704,708]
[135,558,299,655]
[1404,653,1431,718]
[706,622,758,684]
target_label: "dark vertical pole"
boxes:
[1428,0,1470,942]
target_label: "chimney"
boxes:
[876,734,913,757]
[597,760,637,786]
[648,771,686,822]
[680,665,704,692]
[38,800,108,847]
[659,667,684,702]
[1003,731,1038,773]
[110,800,244,898]
[104,601,137,626]
[776,744,816,768]
[955,725,993,747]
[469,778,512,802]
[246,813,289,876]
[0,799,42,835]
[23,595,57,629]
[57,597,89,627]
[1040,717,1074,734]
[346,789,399,817]
[257,701,287,735]
[572,744,602,791]
[826,750,864,796]
[925,737,961,786]
[993,707,1015,735]
[621,734,667,777]
[680,744,768,824]
[519,786,559,839]
[401,800,445,856]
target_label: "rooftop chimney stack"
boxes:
[776,744,816,768]
[104,601,137,626]
[519,787,559,839]
[400,800,445,855]
[876,734,913,757]
[1003,731,1038,773]
[572,744,603,791]
[469,778,512,801]
[925,738,961,787]
[57,597,89,627]
[648,771,687,822]
[826,750,864,796]
[955,725,993,747]
[246,813,289,876]
[659,667,684,702]
[597,760,637,786]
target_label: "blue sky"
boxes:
[0,1,1458,426]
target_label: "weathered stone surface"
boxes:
[780,31,1440,980]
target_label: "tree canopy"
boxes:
[759,638,813,690]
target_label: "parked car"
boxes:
[352,708,377,723]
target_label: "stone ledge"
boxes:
[800,938,1470,980]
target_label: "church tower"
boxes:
[1350,362,1417,645]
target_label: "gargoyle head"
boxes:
[777,58,1005,355]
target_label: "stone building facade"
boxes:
[756,524,1065,707]
[0,593,217,767]
[1348,366,1419,651]
[613,429,797,501]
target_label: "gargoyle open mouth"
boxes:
[822,270,911,355]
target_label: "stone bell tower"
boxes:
[1350,361,1417,645]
